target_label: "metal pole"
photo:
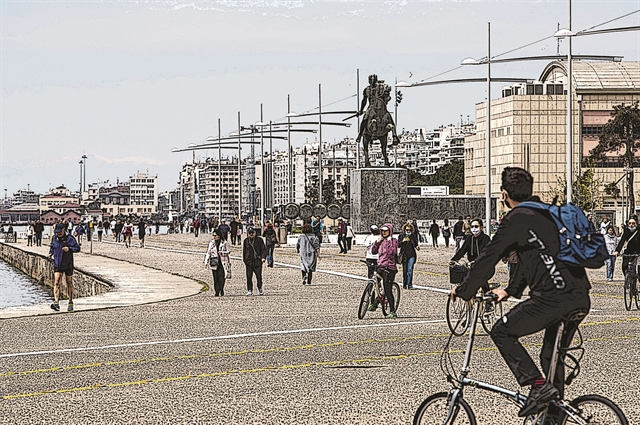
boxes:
[260,104,265,225]
[238,111,242,219]
[394,77,398,168]
[287,94,292,203]
[486,22,492,235]
[269,121,273,217]
[82,155,87,193]
[356,68,361,169]
[318,83,323,204]
[218,118,222,220]
[566,0,573,204]
[333,145,336,198]
[79,161,83,198]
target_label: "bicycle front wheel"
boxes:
[634,279,640,310]
[624,274,633,311]
[447,297,471,336]
[480,300,503,334]
[560,394,628,425]
[358,281,374,319]
[381,282,401,316]
[413,392,477,425]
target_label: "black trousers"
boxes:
[337,235,346,252]
[366,259,377,279]
[490,291,590,396]
[302,270,314,285]
[231,233,237,245]
[211,266,226,295]
[346,237,353,250]
[378,268,398,313]
[245,264,263,291]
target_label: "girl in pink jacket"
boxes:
[371,223,399,318]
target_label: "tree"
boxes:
[546,165,605,211]
[590,101,640,216]
[322,179,336,205]
[406,159,464,195]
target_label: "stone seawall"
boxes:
[0,243,112,299]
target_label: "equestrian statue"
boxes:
[355,74,400,167]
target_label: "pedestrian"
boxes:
[428,219,440,248]
[297,223,320,285]
[97,220,103,242]
[219,219,231,242]
[49,223,81,312]
[122,219,133,248]
[364,225,380,278]
[346,220,355,251]
[311,217,324,245]
[34,219,44,246]
[103,219,111,237]
[236,222,243,244]
[604,227,619,281]
[242,227,266,296]
[263,222,278,268]
[453,216,465,251]
[114,219,123,242]
[442,218,452,248]
[179,220,184,234]
[599,216,612,235]
[336,218,347,254]
[193,218,200,237]
[462,215,472,238]
[398,222,419,289]
[74,222,85,244]
[26,222,35,246]
[371,224,399,318]
[230,217,239,245]
[205,229,231,296]
[138,218,146,247]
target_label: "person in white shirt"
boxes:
[364,225,380,278]
[600,217,611,235]
[604,226,619,281]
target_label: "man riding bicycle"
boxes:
[450,167,591,419]
[614,217,640,276]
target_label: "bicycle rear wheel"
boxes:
[480,300,503,334]
[446,297,471,336]
[634,279,640,310]
[358,281,374,319]
[624,274,633,311]
[413,392,476,425]
[560,394,628,425]
[381,282,401,316]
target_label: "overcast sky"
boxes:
[2,0,639,196]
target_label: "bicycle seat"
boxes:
[562,309,588,324]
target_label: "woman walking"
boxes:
[138,218,146,248]
[442,218,451,248]
[26,222,35,246]
[205,229,231,296]
[297,223,320,285]
[122,219,133,248]
[428,219,440,248]
[398,223,419,289]
[97,221,104,242]
[263,222,278,268]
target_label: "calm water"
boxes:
[0,260,53,308]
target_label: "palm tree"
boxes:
[590,102,640,217]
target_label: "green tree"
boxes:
[546,166,605,211]
[590,101,640,216]
[406,160,464,195]
[322,179,336,205]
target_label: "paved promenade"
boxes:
[1,232,638,424]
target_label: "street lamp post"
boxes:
[237,111,242,219]
[82,155,87,195]
[287,95,292,203]
[258,105,266,226]
[356,68,361,169]
[218,118,222,220]
[318,83,323,204]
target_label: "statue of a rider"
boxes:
[356,74,400,145]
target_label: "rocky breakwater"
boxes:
[0,242,112,299]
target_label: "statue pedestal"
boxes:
[350,168,408,233]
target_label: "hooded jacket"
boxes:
[372,223,398,271]
[49,234,81,269]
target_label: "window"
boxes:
[534,84,543,95]
[526,84,535,95]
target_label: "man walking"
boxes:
[453,216,465,251]
[34,219,45,247]
[230,217,239,245]
[337,218,347,254]
[219,219,231,243]
[49,223,81,312]
[242,227,266,296]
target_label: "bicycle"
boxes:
[358,260,401,319]
[446,282,503,336]
[414,293,628,425]
[622,254,640,311]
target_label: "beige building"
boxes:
[129,173,158,216]
[38,186,79,213]
[465,60,640,222]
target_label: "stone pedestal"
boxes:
[350,168,408,233]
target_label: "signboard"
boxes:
[407,186,449,197]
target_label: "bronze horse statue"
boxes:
[356,74,400,168]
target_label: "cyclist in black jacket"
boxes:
[614,217,640,276]
[450,167,591,418]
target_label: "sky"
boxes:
[1,0,639,196]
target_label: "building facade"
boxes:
[129,173,158,215]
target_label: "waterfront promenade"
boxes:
[1,233,638,424]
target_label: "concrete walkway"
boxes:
[0,242,203,319]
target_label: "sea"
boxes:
[0,259,53,309]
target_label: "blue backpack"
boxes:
[516,201,608,269]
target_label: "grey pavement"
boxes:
[0,240,203,319]
[0,232,638,424]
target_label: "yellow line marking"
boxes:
[106,380,148,387]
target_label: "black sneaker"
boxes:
[50,302,60,312]
[519,382,560,417]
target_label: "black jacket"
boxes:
[456,203,591,300]
[230,221,239,233]
[263,228,278,246]
[398,232,419,261]
[615,228,640,255]
[451,233,491,263]
[243,237,267,267]
[453,220,464,237]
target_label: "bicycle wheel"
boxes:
[480,300,503,334]
[624,274,633,311]
[634,279,640,310]
[381,282,401,316]
[358,281,374,320]
[413,392,477,425]
[560,394,628,425]
[446,297,471,336]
